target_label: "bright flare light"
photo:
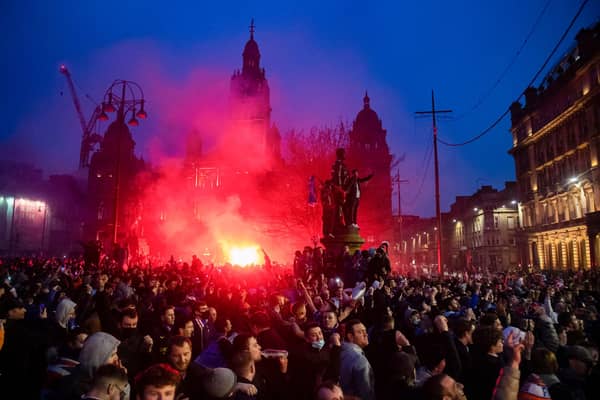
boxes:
[227,245,262,267]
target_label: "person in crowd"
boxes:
[81,364,129,400]
[465,326,504,400]
[340,319,375,400]
[314,380,345,400]
[452,318,475,384]
[152,305,176,358]
[289,322,341,400]
[174,316,195,338]
[116,308,154,379]
[134,363,181,400]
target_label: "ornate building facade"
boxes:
[228,20,281,168]
[87,119,145,249]
[509,23,600,269]
[347,93,393,244]
[445,183,519,272]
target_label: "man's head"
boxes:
[421,373,466,400]
[119,309,139,338]
[232,333,262,362]
[305,322,324,345]
[67,327,89,351]
[480,312,502,330]
[344,319,368,348]
[292,301,307,322]
[208,307,218,323]
[454,318,475,345]
[473,326,504,355]
[135,364,181,400]
[0,296,26,320]
[174,318,194,338]
[89,364,129,400]
[321,310,338,330]
[161,306,176,327]
[167,336,193,373]
[315,380,344,400]
[194,301,209,318]
[250,311,271,335]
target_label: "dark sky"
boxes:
[0,0,598,217]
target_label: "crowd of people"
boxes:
[0,243,599,400]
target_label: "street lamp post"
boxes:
[99,80,148,245]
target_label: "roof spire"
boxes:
[363,91,370,108]
[249,18,255,40]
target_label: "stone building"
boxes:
[445,183,519,272]
[509,23,600,269]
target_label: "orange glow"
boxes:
[223,243,263,267]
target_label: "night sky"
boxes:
[1,1,598,217]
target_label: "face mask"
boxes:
[122,327,137,339]
[312,339,325,350]
[412,319,421,326]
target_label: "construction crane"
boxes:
[59,65,103,169]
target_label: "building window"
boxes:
[494,215,499,229]
[507,216,515,230]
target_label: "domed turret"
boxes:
[242,19,261,75]
[354,91,382,132]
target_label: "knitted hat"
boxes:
[201,367,237,399]
[518,374,551,400]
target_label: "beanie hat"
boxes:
[518,374,551,400]
[201,367,237,399]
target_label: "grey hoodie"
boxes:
[55,298,77,329]
[78,332,120,378]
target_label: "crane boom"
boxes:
[59,65,103,169]
[59,65,87,135]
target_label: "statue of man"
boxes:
[343,169,373,228]
[330,148,349,230]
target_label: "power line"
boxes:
[404,130,433,207]
[438,0,590,147]
[453,0,552,121]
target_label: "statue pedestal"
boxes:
[321,225,365,256]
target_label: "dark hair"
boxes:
[480,312,500,327]
[167,336,192,356]
[421,373,451,400]
[472,326,503,353]
[135,363,181,394]
[304,321,321,336]
[250,311,271,329]
[344,319,363,341]
[557,311,574,327]
[454,318,475,339]
[421,344,446,370]
[215,317,231,333]
[173,316,193,333]
[231,333,255,355]
[66,327,88,343]
[119,308,138,322]
[92,364,128,387]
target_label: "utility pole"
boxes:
[392,169,408,258]
[416,90,451,275]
